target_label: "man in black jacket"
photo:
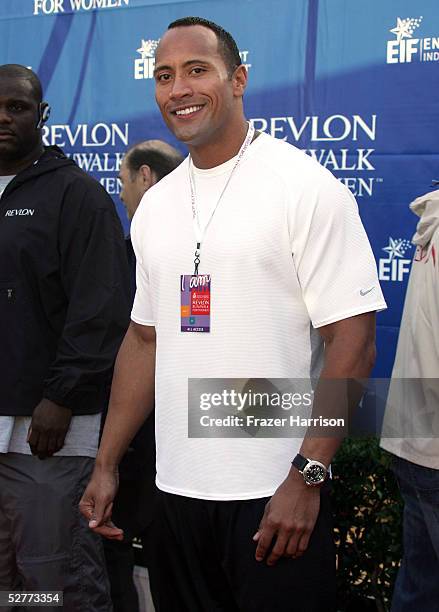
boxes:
[103,140,183,612]
[0,64,130,611]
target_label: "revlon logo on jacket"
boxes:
[4,209,35,217]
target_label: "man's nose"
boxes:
[169,75,193,100]
[0,107,12,124]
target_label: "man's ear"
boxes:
[139,164,153,190]
[232,65,248,97]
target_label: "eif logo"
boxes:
[386,17,439,64]
[378,237,412,282]
[134,39,160,80]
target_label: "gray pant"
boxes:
[0,453,112,612]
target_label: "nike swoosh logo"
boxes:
[360,287,375,296]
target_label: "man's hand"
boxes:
[27,398,72,459]
[79,466,124,541]
[253,469,321,565]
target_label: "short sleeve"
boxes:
[289,174,386,328]
[130,210,156,326]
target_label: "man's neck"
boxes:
[189,120,249,170]
[0,144,44,176]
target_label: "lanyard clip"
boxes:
[194,242,201,275]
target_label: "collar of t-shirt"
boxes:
[191,155,237,232]
[190,132,266,232]
[0,175,16,199]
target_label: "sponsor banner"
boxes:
[0,0,438,378]
[33,0,130,15]
[378,237,413,283]
[4,0,189,17]
[134,40,252,80]
[250,113,381,199]
[386,15,439,64]
[42,122,129,197]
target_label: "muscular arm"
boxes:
[79,321,156,538]
[300,310,376,464]
[254,311,376,564]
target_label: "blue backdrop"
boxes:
[1,0,438,377]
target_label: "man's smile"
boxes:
[170,104,205,118]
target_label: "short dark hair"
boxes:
[168,16,241,77]
[0,64,42,103]
[125,140,183,182]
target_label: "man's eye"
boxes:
[156,73,171,82]
[191,67,205,75]
[9,104,23,111]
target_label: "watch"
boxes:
[292,453,328,486]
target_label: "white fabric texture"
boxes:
[0,417,14,452]
[131,132,386,500]
[381,190,439,469]
[0,175,15,198]
[0,414,101,458]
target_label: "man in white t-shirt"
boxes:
[80,17,386,611]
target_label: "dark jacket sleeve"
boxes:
[43,175,131,413]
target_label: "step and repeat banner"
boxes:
[1,0,438,377]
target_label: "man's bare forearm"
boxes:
[298,312,376,467]
[97,321,156,470]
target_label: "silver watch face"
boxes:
[302,461,327,485]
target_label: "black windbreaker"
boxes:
[0,146,131,416]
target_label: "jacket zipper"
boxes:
[0,287,15,301]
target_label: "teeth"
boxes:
[175,106,202,116]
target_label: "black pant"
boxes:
[0,454,111,612]
[103,478,161,612]
[156,483,335,612]
[102,413,158,611]
[103,519,160,612]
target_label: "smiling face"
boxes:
[154,25,247,165]
[0,77,41,168]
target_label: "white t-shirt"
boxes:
[0,414,101,458]
[0,174,100,459]
[0,174,15,198]
[131,132,386,500]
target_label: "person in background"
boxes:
[103,140,183,612]
[0,64,130,611]
[81,18,386,611]
[381,188,439,612]
[119,140,184,292]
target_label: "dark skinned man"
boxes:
[0,64,130,611]
[80,18,386,611]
